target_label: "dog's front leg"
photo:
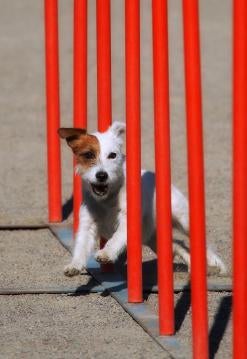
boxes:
[95,212,127,264]
[64,205,97,277]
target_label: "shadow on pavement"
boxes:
[175,290,191,332]
[209,295,232,359]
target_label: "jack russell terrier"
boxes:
[58,121,226,276]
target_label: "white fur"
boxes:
[64,121,226,276]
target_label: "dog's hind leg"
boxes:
[206,246,227,275]
[171,185,189,235]
[171,186,227,274]
[64,206,97,277]
[173,240,191,270]
[173,241,228,274]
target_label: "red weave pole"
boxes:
[182,0,209,358]
[44,0,62,223]
[73,0,87,234]
[125,0,142,303]
[96,0,113,272]
[152,0,174,335]
[233,0,247,358]
[97,0,112,132]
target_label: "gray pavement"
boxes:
[0,230,91,289]
[0,0,232,358]
[0,230,167,359]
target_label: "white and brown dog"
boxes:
[58,121,226,276]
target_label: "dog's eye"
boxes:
[108,152,117,159]
[80,151,95,159]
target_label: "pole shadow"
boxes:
[209,295,232,359]
[175,289,191,332]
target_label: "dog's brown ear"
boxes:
[58,128,87,148]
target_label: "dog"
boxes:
[58,121,226,276]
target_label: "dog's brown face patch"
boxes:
[73,134,100,170]
[58,128,100,170]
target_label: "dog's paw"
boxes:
[64,263,82,277]
[207,265,228,277]
[206,249,227,276]
[95,249,114,264]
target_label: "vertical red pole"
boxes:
[182,0,209,358]
[44,0,62,223]
[152,0,174,335]
[125,0,143,303]
[233,1,247,358]
[73,0,87,234]
[96,0,113,272]
[97,0,112,132]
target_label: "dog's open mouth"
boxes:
[91,183,108,197]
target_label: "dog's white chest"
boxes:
[85,197,121,240]
[96,209,119,239]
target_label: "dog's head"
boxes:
[58,122,125,200]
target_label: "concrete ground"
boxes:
[0,0,232,358]
[0,230,167,358]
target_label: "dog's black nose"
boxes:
[96,171,108,182]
